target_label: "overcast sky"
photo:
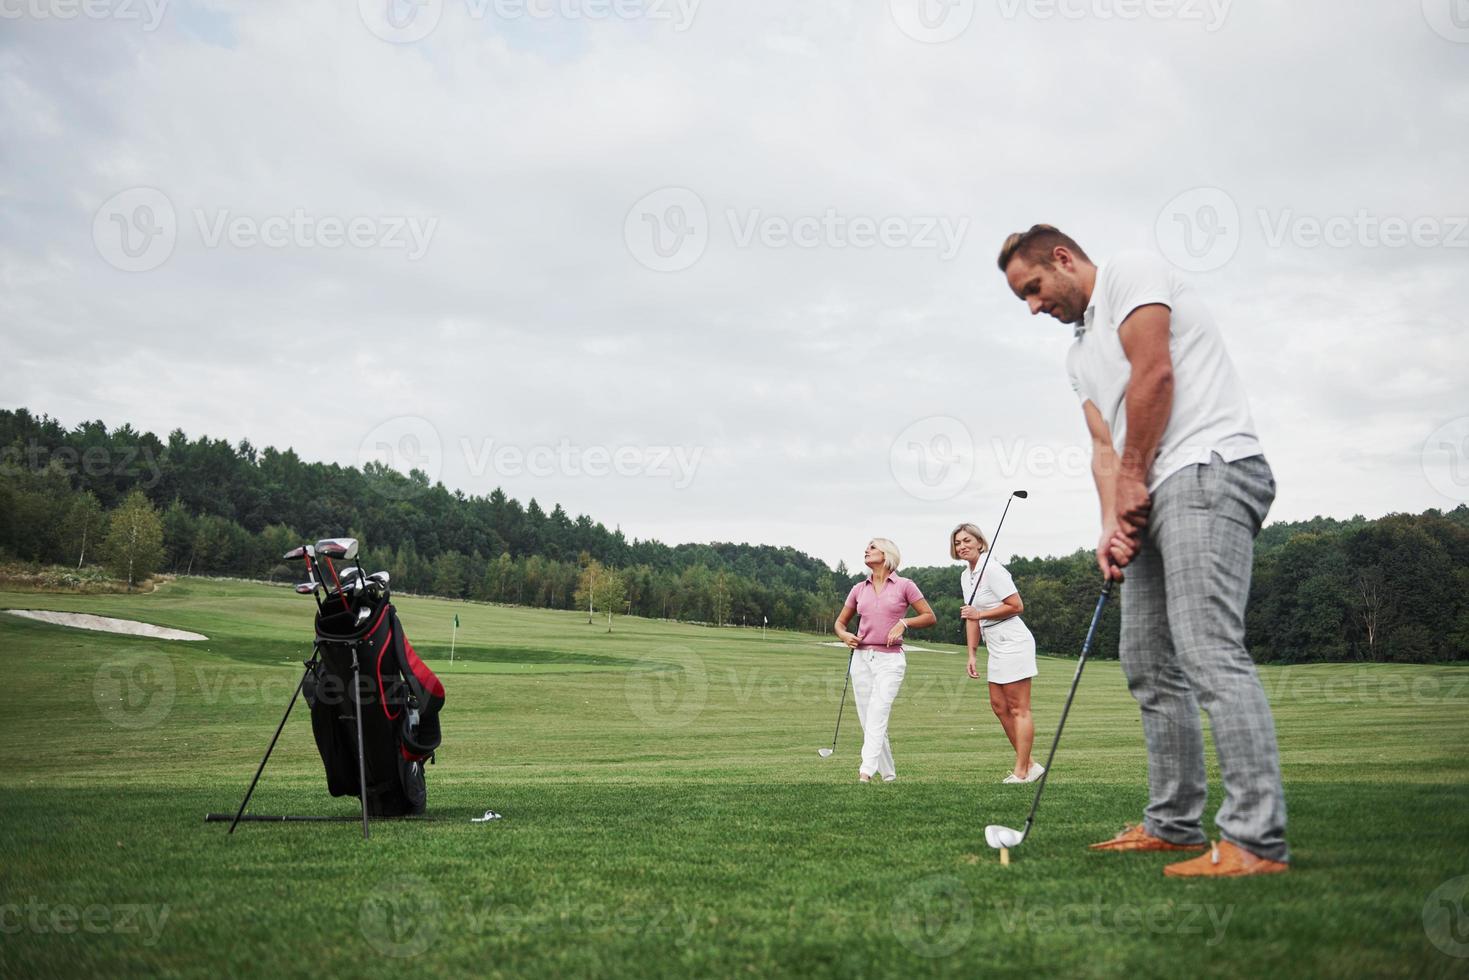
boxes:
[3,0,1467,572]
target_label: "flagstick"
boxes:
[450,618,457,664]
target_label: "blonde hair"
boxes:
[949,523,990,561]
[869,538,901,572]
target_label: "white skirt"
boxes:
[985,617,1038,685]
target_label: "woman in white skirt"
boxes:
[952,522,1042,784]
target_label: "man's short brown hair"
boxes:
[997,224,1091,272]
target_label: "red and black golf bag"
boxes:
[305,599,445,817]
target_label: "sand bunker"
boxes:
[2,610,207,641]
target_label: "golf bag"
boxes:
[304,599,445,817]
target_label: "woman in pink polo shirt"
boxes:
[833,538,936,783]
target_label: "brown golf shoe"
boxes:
[1088,823,1209,853]
[1163,840,1289,878]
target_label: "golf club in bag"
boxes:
[209,539,445,839]
[817,649,855,758]
[985,576,1115,860]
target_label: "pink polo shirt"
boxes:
[843,572,925,653]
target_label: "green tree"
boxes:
[60,491,106,568]
[104,491,164,591]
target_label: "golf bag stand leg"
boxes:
[351,646,371,841]
[228,648,320,834]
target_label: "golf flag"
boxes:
[454,614,460,629]
[763,615,768,625]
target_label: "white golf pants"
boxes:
[850,650,906,779]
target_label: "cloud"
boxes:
[2,0,1466,571]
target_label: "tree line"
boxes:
[2,409,1464,661]
[0,410,848,630]
[898,506,1469,664]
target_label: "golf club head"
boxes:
[1013,490,1029,499]
[817,748,834,758]
[283,544,316,561]
[985,825,1024,849]
[314,537,359,561]
[368,571,390,585]
[293,582,317,595]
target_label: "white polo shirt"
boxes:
[1067,250,1264,491]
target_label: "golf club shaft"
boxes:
[1018,577,1115,842]
[830,650,853,751]
[967,492,1022,607]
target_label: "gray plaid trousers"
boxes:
[1120,452,1289,862]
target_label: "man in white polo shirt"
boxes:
[996,224,1289,878]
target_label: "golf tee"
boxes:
[1000,847,1009,866]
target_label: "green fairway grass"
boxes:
[2,578,1467,978]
